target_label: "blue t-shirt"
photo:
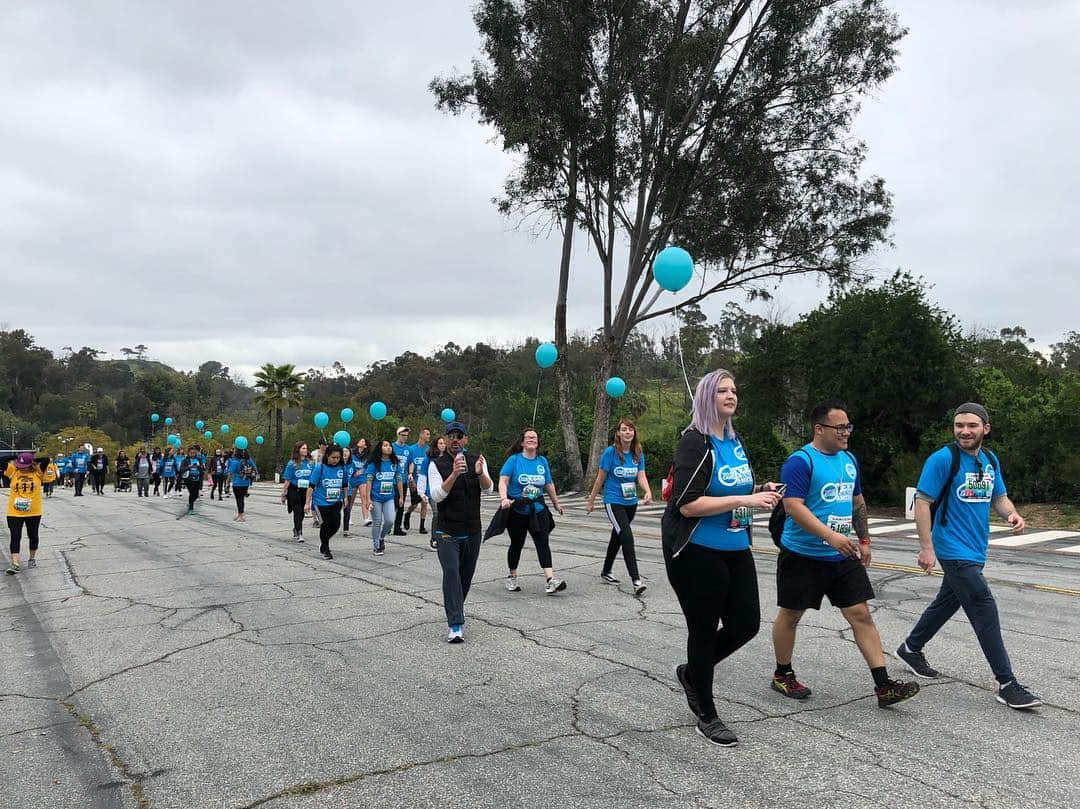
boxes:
[181,457,204,481]
[392,442,411,479]
[308,463,347,507]
[71,452,89,473]
[690,435,754,551]
[499,453,553,514]
[409,445,430,481]
[161,456,177,477]
[599,446,645,505]
[227,458,257,488]
[780,445,862,561]
[366,459,402,502]
[284,459,313,490]
[347,458,367,492]
[917,445,1006,564]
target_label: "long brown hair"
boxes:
[291,441,308,463]
[610,418,643,463]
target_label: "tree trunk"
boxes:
[554,145,584,490]
[583,347,618,485]
[274,407,283,461]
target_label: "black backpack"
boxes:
[767,448,857,548]
[930,443,999,528]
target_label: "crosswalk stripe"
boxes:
[990,530,1080,548]
[1059,544,1080,555]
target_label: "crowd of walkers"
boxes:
[4,369,1043,747]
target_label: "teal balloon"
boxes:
[195,420,204,430]
[605,377,627,398]
[150,413,160,423]
[441,408,456,422]
[340,408,354,423]
[314,411,330,429]
[333,430,351,448]
[167,434,178,446]
[255,435,264,445]
[204,431,213,439]
[535,342,558,369]
[220,424,230,434]
[234,436,249,450]
[369,401,387,420]
[653,246,694,292]
[164,417,173,426]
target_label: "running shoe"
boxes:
[875,678,920,707]
[343,530,350,538]
[676,664,702,718]
[374,547,385,556]
[379,541,386,553]
[429,538,437,551]
[505,575,521,592]
[997,681,1042,710]
[696,717,738,747]
[771,672,812,700]
[321,551,333,560]
[633,580,648,596]
[419,526,428,534]
[545,578,566,595]
[447,625,464,644]
[392,529,407,536]
[895,643,939,678]
[363,518,372,527]
[5,564,19,575]
[600,572,619,584]
[27,559,37,569]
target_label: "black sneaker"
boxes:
[321,551,333,560]
[600,572,619,584]
[676,664,702,718]
[419,526,428,534]
[997,681,1042,710]
[379,542,386,553]
[373,547,384,557]
[392,530,407,536]
[875,678,920,707]
[695,717,737,747]
[895,643,939,678]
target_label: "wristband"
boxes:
[858,538,871,545]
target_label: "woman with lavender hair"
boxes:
[661,369,783,748]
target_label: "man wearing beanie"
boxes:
[896,403,1041,709]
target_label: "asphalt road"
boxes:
[2,486,1077,809]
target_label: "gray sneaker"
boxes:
[696,717,738,747]
[26,559,37,569]
[4,564,19,575]
[505,575,521,592]
[544,577,566,595]
[997,681,1042,710]
[895,643,939,678]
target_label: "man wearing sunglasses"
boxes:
[770,399,919,708]
[897,403,1040,710]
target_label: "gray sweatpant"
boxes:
[436,531,482,627]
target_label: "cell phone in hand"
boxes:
[775,483,787,496]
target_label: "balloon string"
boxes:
[532,370,543,425]
[673,301,694,399]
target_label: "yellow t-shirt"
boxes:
[5,463,43,518]
[44,463,59,483]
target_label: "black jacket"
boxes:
[661,427,755,556]
[484,497,556,542]
[433,452,484,535]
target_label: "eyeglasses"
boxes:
[816,422,855,435]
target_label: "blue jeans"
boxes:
[370,499,395,549]
[905,558,1014,684]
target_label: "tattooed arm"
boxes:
[852,494,870,542]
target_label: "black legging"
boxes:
[185,480,202,509]
[234,486,249,514]
[91,471,106,494]
[163,477,176,495]
[663,543,760,722]
[602,503,640,580]
[506,509,553,570]
[316,502,343,554]
[211,475,225,499]
[286,486,306,534]
[8,515,41,554]
[151,474,161,495]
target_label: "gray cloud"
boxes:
[2,1,1078,380]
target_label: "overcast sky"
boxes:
[2,1,1078,381]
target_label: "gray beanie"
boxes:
[955,402,989,424]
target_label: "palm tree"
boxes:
[253,363,305,460]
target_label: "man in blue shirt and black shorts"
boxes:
[896,402,1041,709]
[771,399,919,708]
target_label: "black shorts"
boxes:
[776,548,874,611]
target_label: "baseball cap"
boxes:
[396,426,410,435]
[445,421,468,436]
[14,452,35,470]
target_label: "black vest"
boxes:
[433,452,482,536]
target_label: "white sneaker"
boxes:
[505,575,521,592]
[633,580,648,596]
[447,626,464,644]
[363,518,372,526]
[545,578,566,595]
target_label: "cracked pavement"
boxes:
[1,489,1077,809]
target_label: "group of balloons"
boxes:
[311,403,461,449]
[150,413,263,452]
[531,246,693,401]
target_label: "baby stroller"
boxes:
[115,458,133,492]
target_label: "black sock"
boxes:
[775,663,794,677]
[871,666,889,687]
[420,519,425,530]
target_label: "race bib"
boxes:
[959,473,992,501]
[827,514,852,537]
[523,484,540,500]
[729,506,752,530]
[13,497,32,512]
[325,484,342,501]
[620,481,637,500]
[379,480,393,496]
[297,478,309,489]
